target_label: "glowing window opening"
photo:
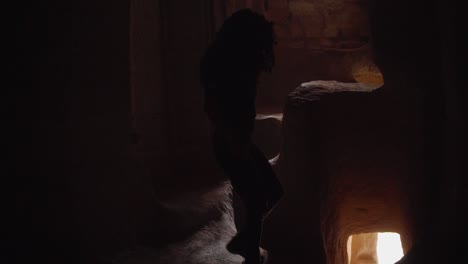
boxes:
[347,232,404,264]
[377,232,404,264]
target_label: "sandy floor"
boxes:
[112,182,245,264]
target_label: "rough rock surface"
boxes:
[253,114,283,160]
[348,233,378,264]
[112,182,244,264]
[265,80,421,264]
[224,0,382,113]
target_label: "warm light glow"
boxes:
[377,232,404,264]
[347,232,404,264]
[351,63,384,86]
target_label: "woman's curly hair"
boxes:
[201,9,276,87]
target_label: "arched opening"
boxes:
[347,232,404,264]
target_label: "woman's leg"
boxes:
[212,132,279,263]
[230,144,282,264]
[211,133,258,257]
[242,193,266,264]
[249,144,284,217]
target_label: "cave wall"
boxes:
[222,0,379,113]
[15,1,222,263]
[266,0,466,263]
[131,0,224,200]
[348,233,378,264]
[15,1,140,263]
[127,1,466,263]
[14,0,465,263]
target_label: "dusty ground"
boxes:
[111,182,245,264]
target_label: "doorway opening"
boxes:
[347,232,404,264]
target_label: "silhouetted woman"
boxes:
[201,9,283,264]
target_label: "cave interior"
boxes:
[14,1,465,264]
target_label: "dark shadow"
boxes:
[200,9,284,264]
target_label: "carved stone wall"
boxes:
[221,0,381,113]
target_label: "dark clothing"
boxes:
[211,130,283,213]
[201,28,282,263]
[211,128,283,264]
[204,88,256,142]
[201,46,258,141]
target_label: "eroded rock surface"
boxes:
[253,114,283,160]
[112,182,244,264]
[266,80,421,264]
[348,233,378,264]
